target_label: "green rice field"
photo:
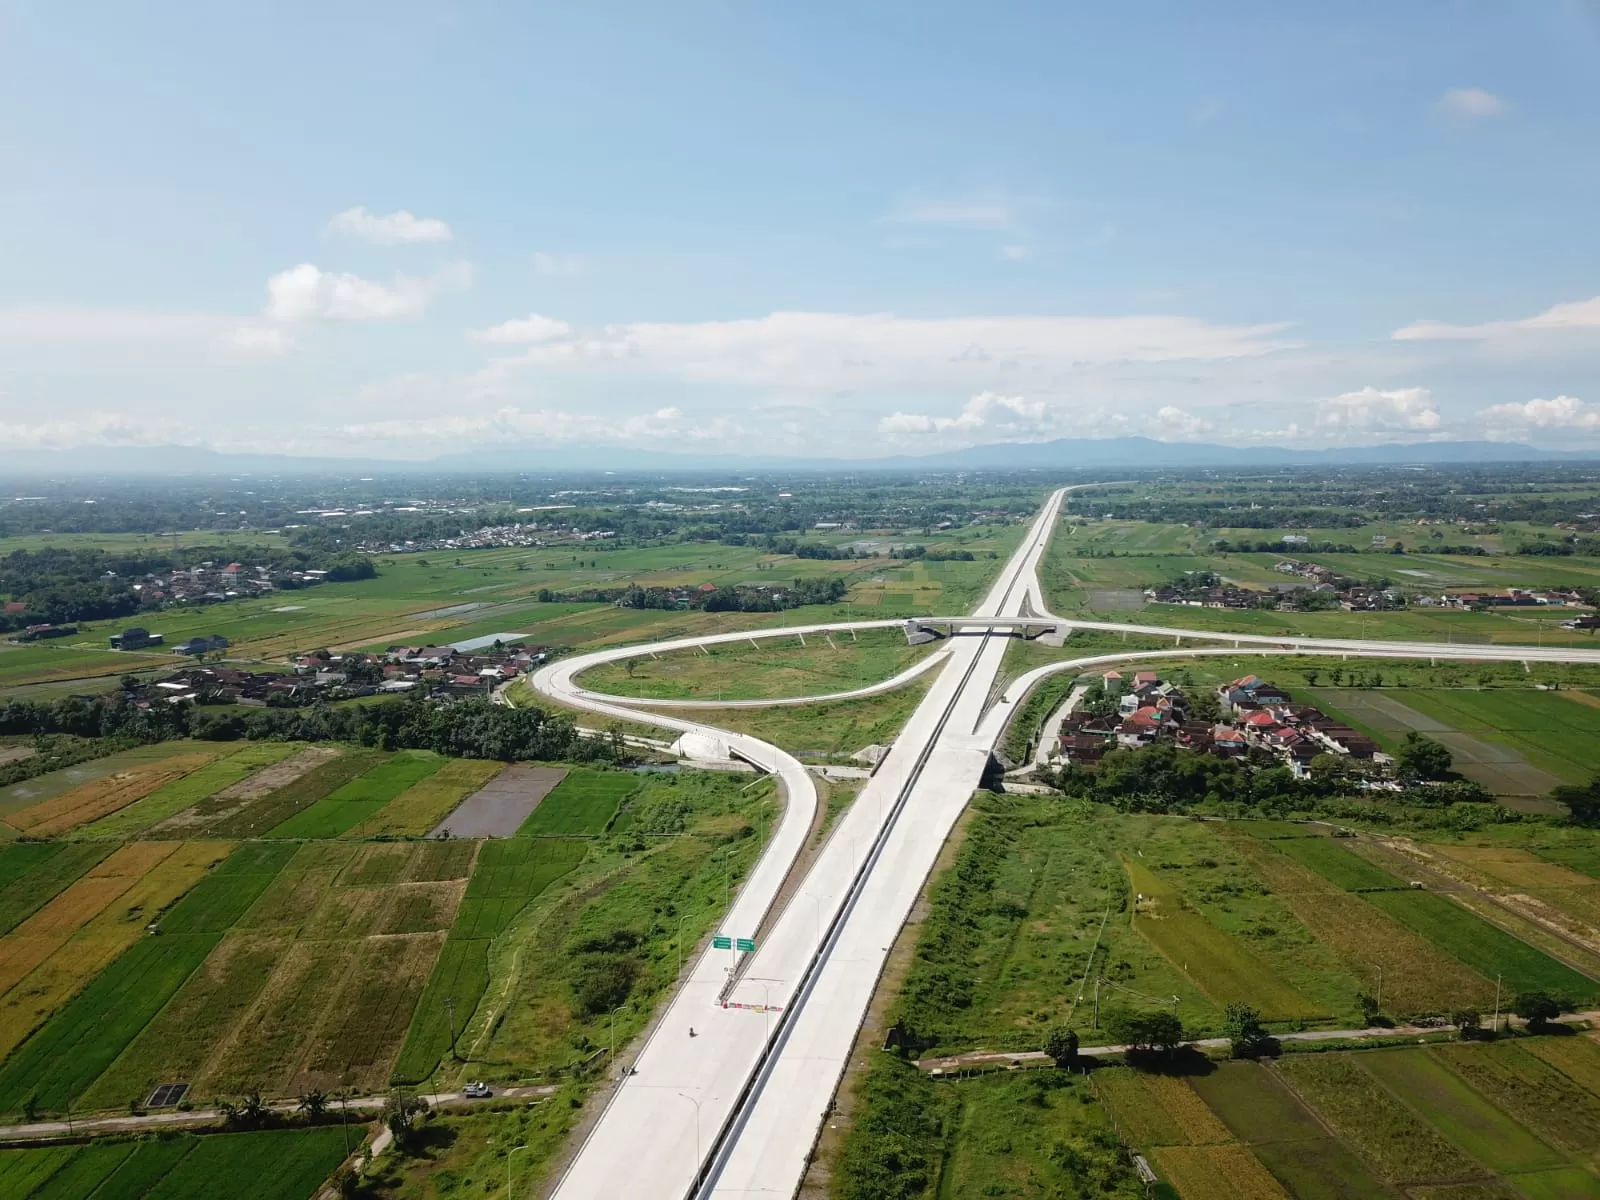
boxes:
[517,769,638,836]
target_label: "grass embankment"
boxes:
[578,627,935,702]
[646,678,933,761]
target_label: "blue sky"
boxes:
[3,0,1599,458]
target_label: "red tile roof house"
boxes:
[1133,671,1159,688]
[1212,728,1249,755]
[1101,670,1124,694]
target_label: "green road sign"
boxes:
[736,938,757,952]
[712,935,733,950]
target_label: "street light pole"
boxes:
[610,1004,627,1064]
[507,1143,529,1198]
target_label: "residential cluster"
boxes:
[129,561,334,605]
[1149,563,1592,615]
[356,522,615,555]
[1057,671,1392,780]
[124,641,548,708]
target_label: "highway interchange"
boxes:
[534,487,1600,1200]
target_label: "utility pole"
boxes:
[1093,976,1102,1029]
[1374,966,1383,1017]
[1493,973,1503,1033]
[446,996,458,1060]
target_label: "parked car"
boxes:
[463,1081,492,1098]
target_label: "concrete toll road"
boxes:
[543,489,1068,1200]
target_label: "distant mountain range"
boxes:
[0,436,1596,478]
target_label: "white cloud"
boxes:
[1480,395,1600,434]
[265,261,471,322]
[333,403,740,448]
[0,411,196,451]
[1155,405,1213,440]
[878,391,1048,437]
[999,244,1030,262]
[1394,296,1600,342]
[886,191,1025,232]
[1316,386,1441,432]
[488,310,1293,391]
[1245,386,1444,445]
[532,251,586,277]
[326,206,453,244]
[221,326,294,355]
[1438,87,1506,119]
[469,313,574,345]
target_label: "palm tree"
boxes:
[298,1088,329,1121]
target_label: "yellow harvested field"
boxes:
[1560,690,1600,711]
[1434,844,1597,891]
[344,758,504,838]
[6,753,216,836]
[0,843,181,994]
[1154,1145,1288,1200]
[0,841,228,1058]
[1143,1073,1234,1146]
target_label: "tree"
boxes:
[1397,732,1453,781]
[298,1089,329,1121]
[1551,776,1600,827]
[1514,991,1561,1032]
[383,1088,431,1151]
[1301,670,1320,687]
[1224,1003,1268,1058]
[1451,1009,1481,1040]
[1105,1008,1184,1058]
[1044,1026,1079,1068]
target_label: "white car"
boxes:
[463,1081,492,1098]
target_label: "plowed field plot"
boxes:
[0,1127,349,1200]
[516,769,638,836]
[81,742,301,838]
[266,751,446,839]
[83,838,477,1105]
[343,757,504,838]
[1275,1052,1482,1185]
[159,749,384,839]
[4,752,215,837]
[430,763,568,838]
[1315,689,1572,799]
[146,744,342,835]
[1229,831,1498,1015]
[1189,1061,1393,1199]
[1360,1047,1563,1175]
